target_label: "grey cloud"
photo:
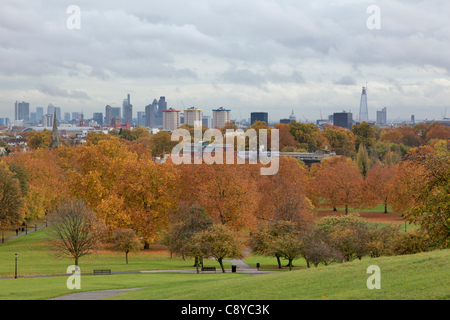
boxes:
[333,76,357,86]
[38,84,91,99]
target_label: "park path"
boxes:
[2,223,47,243]
[47,248,278,300]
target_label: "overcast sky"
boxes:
[1,0,449,123]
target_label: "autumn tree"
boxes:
[180,163,259,231]
[47,198,107,266]
[160,205,214,262]
[309,158,363,214]
[112,228,143,264]
[274,123,297,151]
[192,224,244,273]
[27,129,52,150]
[256,156,313,225]
[394,150,450,246]
[364,164,394,213]
[322,125,357,156]
[0,162,25,228]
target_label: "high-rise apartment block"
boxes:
[162,108,180,131]
[212,107,231,128]
[184,107,203,126]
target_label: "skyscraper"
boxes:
[359,87,369,122]
[15,101,29,121]
[36,107,44,123]
[47,103,55,117]
[137,111,145,127]
[376,107,387,124]
[64,112,71,122]
[124,104,133,124]
[145,104,155,127]
[105,105,113,125]
[55,107,61,121]
[93,113,103,126]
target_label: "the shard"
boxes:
[359,86,369,122]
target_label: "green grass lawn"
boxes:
[110,249,450,300]
[0,227,231,278]
[0,273,248,300]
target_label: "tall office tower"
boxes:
[55,107,61,121]
[333,111,353,130]
[36,107,44,123]
[158,97,167,115]
[202,115,212,128]
[120,93,131,120]
[145,104,155,127]
[212,106,231,128]
[105,105,113,125]
[137,111,145,126]
[111,107,121,120]
[411,115,415,124]
[184,107,203,126]
[251,112,268,125]
[30,112,37,123]
[359,87,369,122]
[162,108,181,131]
[93,113,103,125]
[47,103,55,117]
[42,114,53,127]
[376,107,387,124]
[15,101,30,121]
[124,104,133,124]
[64,112,70,122]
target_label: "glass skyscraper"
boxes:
[359,87,369,122]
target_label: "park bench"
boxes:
[93,269,111,275]
[201,267,216,273]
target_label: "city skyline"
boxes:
[0,1,449,123]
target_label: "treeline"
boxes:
[1,122,449,255]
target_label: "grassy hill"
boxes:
[108,249,450,300]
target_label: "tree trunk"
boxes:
[75,258,78,266]
[288,259,293,271]
[126,252,128,264]
[144,241,149,250]
[384,200,388,214]
[218,258,225,273]
[333,207,337,211]
[306,259,310,268]
[276,256,282,269]
[196,257,199,274]
[345,205,348,215]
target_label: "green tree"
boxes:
[351,121,375,149]
[356,144,371,179]
[193,224,244,273]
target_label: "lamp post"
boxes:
[15,253,18,279]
